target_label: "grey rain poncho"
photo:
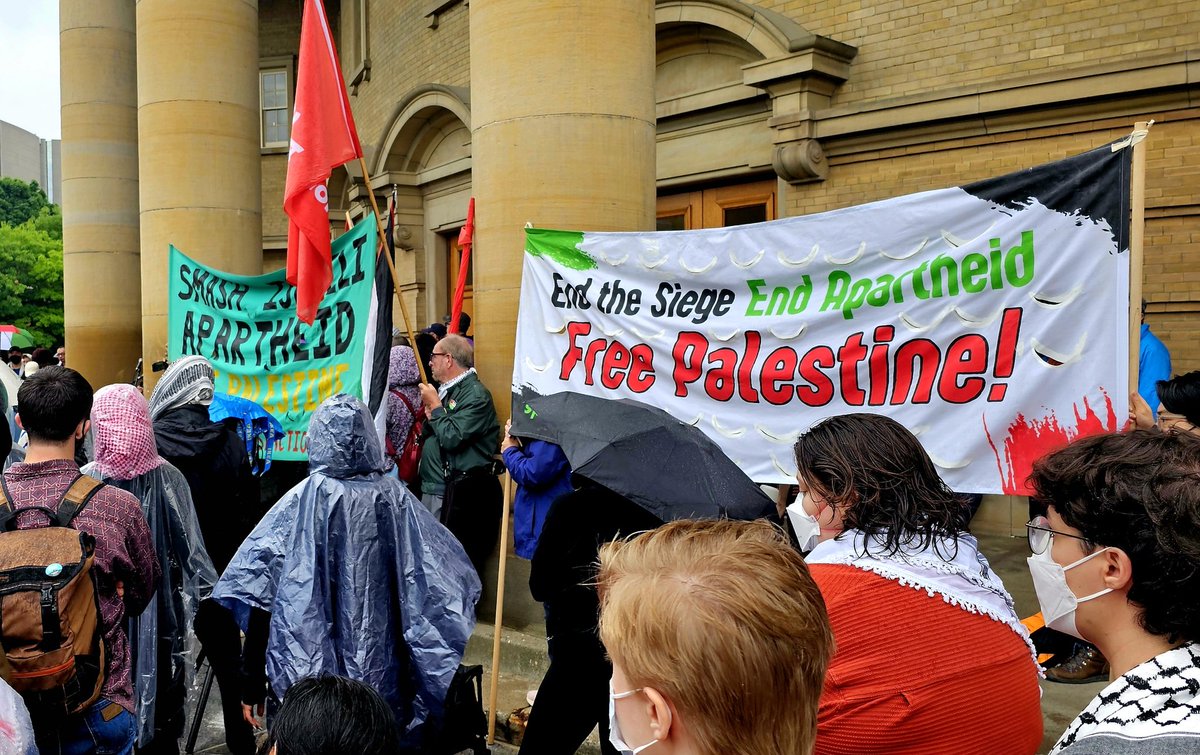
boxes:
[211,394,481,747]
[82,384,218,748]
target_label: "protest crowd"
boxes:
[2,2,1197,754]
[1,317,1198,755]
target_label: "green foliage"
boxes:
[25,206,63,241]
[0,178,50,227]
[0,211,64,348]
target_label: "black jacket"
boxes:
[154,405,261,572]
[530,481,662,639]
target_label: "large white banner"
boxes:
[512,143,1132,495]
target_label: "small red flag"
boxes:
[285,0,363,324]
[450,197,475,335]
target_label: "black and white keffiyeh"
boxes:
[1051,642,1200,753]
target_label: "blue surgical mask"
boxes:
[608,683,658,755]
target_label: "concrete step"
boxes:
[468,621,602,755]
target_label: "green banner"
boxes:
[167,218,377,459]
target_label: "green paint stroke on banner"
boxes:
[167,217,377,460]
[525,228,595,270]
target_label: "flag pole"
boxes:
[355,157,429,384]
[1128,121,1152,395]
[487,472,513,745]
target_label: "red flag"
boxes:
[285,0,363,324]
[450,197,474,335]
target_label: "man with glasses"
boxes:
[1027,429,1200,754]
[418,334,501,579]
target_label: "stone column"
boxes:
[60,0,142,386]
[469,0,657,415]
[136,0,262,391]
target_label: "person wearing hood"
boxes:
[82,384,218,754]
[212,394,481,751]
[384,346,422,479]
[148,355,263,755]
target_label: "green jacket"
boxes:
[419,371,500,495]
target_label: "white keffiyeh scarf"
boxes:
[807,528,1039,670]
[1051,642,1200,753]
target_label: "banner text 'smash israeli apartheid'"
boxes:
[167,218,377,459]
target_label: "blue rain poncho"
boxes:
[211,394,481,746]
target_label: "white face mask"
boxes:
[1027,546,1113,640]
[609,684,658,755]
[787,494,823,552]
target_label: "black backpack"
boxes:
[431,664,488,754]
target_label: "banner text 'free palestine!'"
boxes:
[513,144,1132,495]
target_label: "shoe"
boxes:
[1044,643,1110,684]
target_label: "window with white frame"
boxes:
[260,68,290,149]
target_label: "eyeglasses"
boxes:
[430,352,450,362]
[1026,516,1092,555]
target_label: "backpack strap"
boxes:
[0,475,15,531]
[55,475,105,528]
[391,388,419,418]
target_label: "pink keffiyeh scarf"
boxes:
[92,384,165,481]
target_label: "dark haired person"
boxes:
[2,367,159,754]
[260,675,399,755]
[1131,370,1200,436]
[1029,430,1200,753]
[792,413,1041,755]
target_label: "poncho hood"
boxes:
[307,394,386,478]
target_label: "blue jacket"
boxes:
[1139,324,1171,418]
[503,440,572,559]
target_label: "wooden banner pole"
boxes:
[1128,121,1151,397]
[487,473,514,745]
[355,157,429,384]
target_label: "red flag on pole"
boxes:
[285,0,364,324]
[450,197,474,335]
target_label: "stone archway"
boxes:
[654,0,856,185]
[362,84,473,326]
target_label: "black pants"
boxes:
[517,629,618,755]
[192,600,257,755]
[443,473,503,580]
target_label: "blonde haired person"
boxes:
[597,519,834,755]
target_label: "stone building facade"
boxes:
[56,0,1199,621]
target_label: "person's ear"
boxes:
[77,419,90,440]
[1101,547,1134,593]
[15,414,22,430]
[642,687,674,743]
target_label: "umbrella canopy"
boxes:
[510,390,774,522]
[0,326,35,351]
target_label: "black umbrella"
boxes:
[510,390,774,522]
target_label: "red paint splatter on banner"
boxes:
[984,390,1119,495]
